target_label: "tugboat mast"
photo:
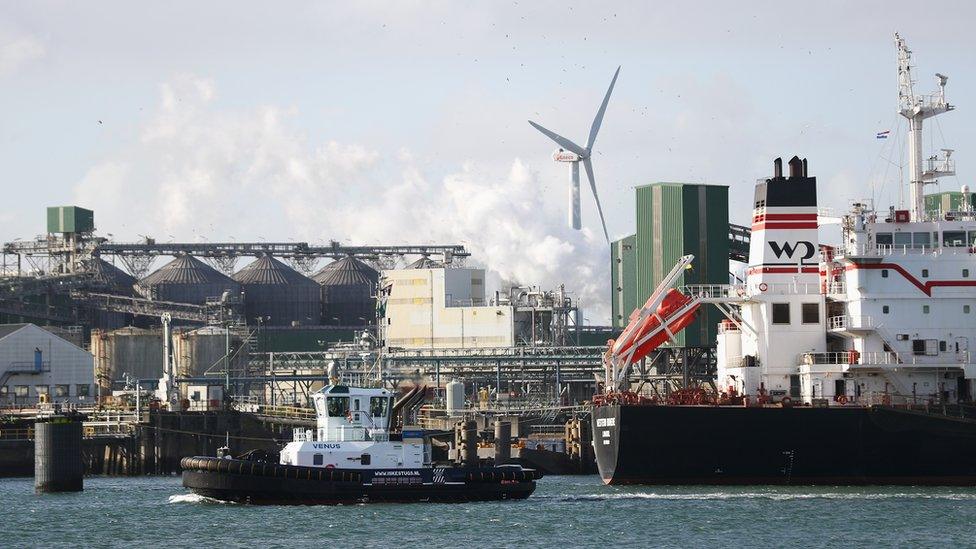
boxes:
[895,32,955,221]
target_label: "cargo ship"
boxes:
[181,372,540,503]
[593,34,976,485]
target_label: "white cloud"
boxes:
[73,75,611,321]
[0,34,44,76]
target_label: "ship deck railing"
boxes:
[826,315,874,331]
[799,351,971,368]
[841,242,976,258]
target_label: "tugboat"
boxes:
[181,378,541,504]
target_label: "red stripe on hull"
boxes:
[845,263,976,296]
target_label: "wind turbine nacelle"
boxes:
[553,149,581,162]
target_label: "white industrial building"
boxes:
[381,267,514,349]
[380,265,578,350]
[0,324,96,405]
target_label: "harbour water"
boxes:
[3,475,976,547]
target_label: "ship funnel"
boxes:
[773,157,783,179]
[788,156,803,178]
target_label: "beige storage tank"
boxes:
[172,326,241,379]
[91,327,164,392]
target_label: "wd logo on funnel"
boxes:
[768,241,816,263]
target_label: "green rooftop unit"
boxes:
[47,206,94,234]
[634,183,729,348]
[924,191,975,215]
[611,234,637,329]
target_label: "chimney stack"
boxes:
[788,156,803,178]
[773,157,783,179]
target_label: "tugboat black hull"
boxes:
[181,457,540,504]
[592,404,976,485]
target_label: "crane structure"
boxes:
[2,236,470,279]
[895,32,955,221]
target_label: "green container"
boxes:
[610,234,637,329]
[634,183,729,348]
[46,206,94,234]
[924,191,976,215]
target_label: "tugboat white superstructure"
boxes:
[593,34,976,485]
[182,382,540,503]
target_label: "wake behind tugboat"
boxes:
[180,375,540,504]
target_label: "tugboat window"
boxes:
[370,397,389,417]
[876,232,893,245]
[313,453,323,465]
[771,303,790,324]
[327,396,349,417]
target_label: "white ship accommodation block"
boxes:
[712,152,976,406]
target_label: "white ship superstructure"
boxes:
[713,34,975,406]
[278,383,431,469]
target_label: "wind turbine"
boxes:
[529,66,619,243]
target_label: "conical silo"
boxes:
[232,255,320,326]
[134,254,240,305]
[87,258,137,295]
[312,256,378,326]
[405,256,443,269]
[85,258,138,329]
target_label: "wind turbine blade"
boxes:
[586,66,621,151]
[528,120,586,157]
[582,158,610,243]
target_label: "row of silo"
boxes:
[107,253,379,326]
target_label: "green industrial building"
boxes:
[611,235,636,328]
[47,206,94,234]
[612,183,729,348]
[925,190,975,215]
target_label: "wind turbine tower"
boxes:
[529,66,620,243]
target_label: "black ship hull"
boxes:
[180,456,540,504]
[592,404,976,485]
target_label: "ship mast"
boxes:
[895,32,955,221]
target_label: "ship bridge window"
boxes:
[876,233,893,245]
[913,232,931,248]
[943,231,967,247]
[370,396,390,417]
[326,396,350,417]
[894,232,912,247]
[771,303,790,325]
[801,303,820,324]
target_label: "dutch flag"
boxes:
[876,130,890,139]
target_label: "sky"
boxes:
[1,1,975,323]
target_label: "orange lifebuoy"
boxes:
[780,396,792,407]
[759,282,768,292]
[835,394,848,405]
